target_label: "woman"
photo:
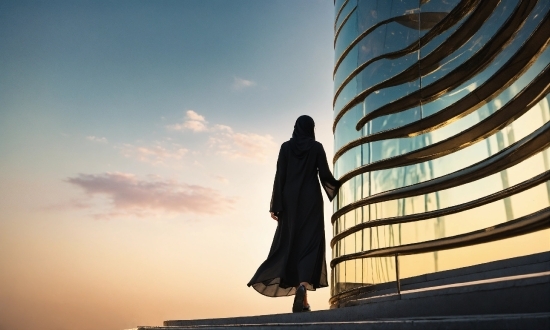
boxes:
[247,115,341,313]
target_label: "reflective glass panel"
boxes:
[335,0,347,17]
[334,94,550,203]
[334,69,550,179]
[420,0,515,87]
[335,0,356,35]
[331,0,550,298]
[399,229,550,279]
[335,11,359,62]
[351,182,549,251]
[421,0,550,117]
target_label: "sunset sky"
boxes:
[0,1,336,329]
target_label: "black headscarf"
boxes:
[289,115,315,156]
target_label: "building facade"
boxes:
[331,0,550,306]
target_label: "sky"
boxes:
[0,1,337,329]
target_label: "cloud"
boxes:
[66,172,234,218]
[232,77,256,90]
[41,199,93,211]
[119,143,188,165]
[213,124,233,133]
[86,136,108,143]
[167,110,208,132]
[209,131,275,162]
[212,175,229,184]
[166,111,275,162]
[185,110,205,122]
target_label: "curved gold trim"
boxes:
[333,0,507,131]
[330,171,550,247]
[333,122,550,220]
[333,16,395,75]
[330,207,550,269]
[333,2,475,79]
[334,6,357,48]
[334,60,550,163]
[330,0,550,304]
[333,35,550,155]
[334,64,549,172]
[333,0,480,102]
[353,0,540,131]
[334,0,350,31]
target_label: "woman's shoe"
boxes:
[292,285,306,313]
[303,304,311,312]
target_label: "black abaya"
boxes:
[247,116,341,297]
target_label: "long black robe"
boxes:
[247,140,341,297]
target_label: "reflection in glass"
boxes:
[332,256,397,296]
[421,0,550,118]
[331,0,550,300]
[334,148,550,235]
[335,0,356,35]
[334,95,550,207]
[341,181,549,251]
[399,229,550,279]
[335,0,347,15]
[335,11,359,62]
[420,0,514,86]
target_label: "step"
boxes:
[334,251,550,307]
[158,271,549,328]
[129,313,550,329]
[127,262,550,329]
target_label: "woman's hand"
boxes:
[270,212,279,221]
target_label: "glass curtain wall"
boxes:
[331,0,550,301]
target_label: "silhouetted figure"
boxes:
[247,115,341,313]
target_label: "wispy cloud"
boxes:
[167,110,208,132]
[66,172,234,218]
[232,76,256,90]
[209,131,275,162]
[86,136,108,143]
[167,111,275,162]
[119,143,188,165]
[212,175,229,184]
[41,199,93,211]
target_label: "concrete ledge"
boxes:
[162,272,549,327]
[347,272,550,317]
[334,252,550,306]
[132,313,550,329]
[350,271,550,306]
[151,254,550,330]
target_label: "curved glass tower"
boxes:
[331,0,550,306]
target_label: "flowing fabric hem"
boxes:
[247,277,327,297]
